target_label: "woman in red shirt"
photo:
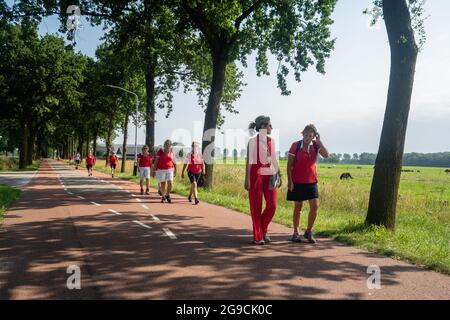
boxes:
[287,124,329,243]
[154,140,177,203]
[109,151,119,178]
[245,115,282,245]
[85,150,96,177]
[182,141,205,205]
[137,145,153,195]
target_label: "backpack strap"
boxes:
[294,140,319,160]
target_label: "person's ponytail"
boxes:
[248,122,256,130]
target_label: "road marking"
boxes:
[77,196,85,200]
[108,209,122,215]
[67,192,73,195]
[133,220,152,229]
[163,228,177,239]
[151,214,160,222]
[124,190,131,193]
[142,205,149,210]
[136,198,142,202]
[131,194,137,197]
[90,201,101,206]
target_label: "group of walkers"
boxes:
[70,114,328,245]
[72,139,205,205]
[245,115,329,245]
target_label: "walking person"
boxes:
[287,124,329,244]
[85,150,96,176]
[137,145,153,195]
[75,151,81,170]
[245,116,282,245]
[154,140,177,203]
[109,151,119,178]
[181,141,205,205]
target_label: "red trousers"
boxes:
[248,171,277,241]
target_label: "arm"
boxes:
[316,137,329,158]
[181,163,187,178]
[244,143,250,191]
[287,154,295,191]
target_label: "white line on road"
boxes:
[136,198,142,202]
[77,196,85,200]
[163,228,177,239]
[133,220,152,229]
[67,192,73,195]
[142,205,149,210]
[90,201,101,206]
[108,209,122,215]
[151,214,160,222]
[131,194,136,197]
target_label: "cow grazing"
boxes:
[340,172,353,180]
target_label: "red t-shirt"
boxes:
[288,140,320,183]
[86,155,95,165]
[109,155,118,165]
[185,152,203,174]
[138,153,153,167]
[156,149,175,170]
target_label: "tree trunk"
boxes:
[77,136,83,158]
[202,43,229,189]
[121,109,130,173]
[105,121,113,167]
[145,65,156,154]
[366,0,418,230]
[92,132,97,158]
[85,133,90,157]
[19,120,28,169]
[26,122,34,165]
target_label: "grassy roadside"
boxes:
[0,185,21,222]
[68,159,450,274]
[0,157,42,171]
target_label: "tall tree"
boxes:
[365,0,423,229]
[181,0,337,188]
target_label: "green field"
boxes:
[0,185,21,222]
[77,159,450,274]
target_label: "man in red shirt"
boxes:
[137,145,153,195]
[287,124,329,243]
[109,152,119,178]
[154,140,177,203]
[181,141,205,205]
[85,150,96,177]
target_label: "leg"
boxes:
[145,178,150,191]
[166,180,173,195]
[189,183,195,198]
[293,201,303,233]
[261,177,277,235]
[193,181,198,199]
[307,198,319,231]
[160,181,167,196]
[248,175,264,242]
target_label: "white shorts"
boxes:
[138,167,151,180]
[156,169,174,182]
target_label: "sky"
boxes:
[25,0,450,154]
